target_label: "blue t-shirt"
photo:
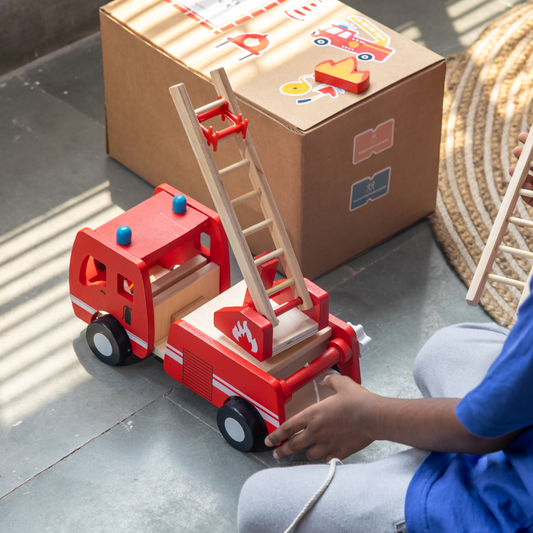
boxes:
[405,291,533,532]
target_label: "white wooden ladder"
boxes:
[466,127,533,307]
[169,68,313,327]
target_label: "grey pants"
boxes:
[237,322,509,533]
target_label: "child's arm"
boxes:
[266,374,521,462]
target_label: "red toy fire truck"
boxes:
[69,69,370,452]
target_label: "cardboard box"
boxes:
[100,0,445,279]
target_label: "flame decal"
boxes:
[314,57,370,94]
[232,320,258,353]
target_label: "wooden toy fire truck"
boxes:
[69,68,370,452]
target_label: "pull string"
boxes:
[282,458,343,533]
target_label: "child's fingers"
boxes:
[512,146,523,160]
[322,373,349,392]
[273,431,312,460]
[265,416,307,447]
[518,131,528,144]
[305,443,328,462]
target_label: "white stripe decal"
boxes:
[166,344,183,358]
[126,331,148,349]
[213,379,279,428]
[70,295,148,349]
[165,345,183,364]
[213,374,279,421]
[70,294,96,315]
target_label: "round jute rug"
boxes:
[431,1,533,328]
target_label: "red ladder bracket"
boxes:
[196,100,249,152]
[214,305,273,361]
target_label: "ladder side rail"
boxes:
[169,83,279,326]
[466,128,533,306]
[210,68,314,312]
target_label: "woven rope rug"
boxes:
[431,1,533,328]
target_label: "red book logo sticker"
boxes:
[353,119,394,165]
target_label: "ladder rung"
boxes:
[220,159,250,177]
[195,98,226,115]
[487,273,526,289]
[266,278,294,296]
[255,248,284,266]
[498,244,533,260]
[508,216,533,229]
[231,188,261,207]
[243,218,272,237]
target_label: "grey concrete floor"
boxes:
[0,0,522,531]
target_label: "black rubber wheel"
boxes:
[217,397,269,452]
[313,37,331,46]
[357,53,374,61]
[86,315,132,366]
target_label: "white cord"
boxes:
[282,458,343,533]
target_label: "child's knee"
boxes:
[237,470,281,533]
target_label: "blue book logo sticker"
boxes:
[350,167,390,211]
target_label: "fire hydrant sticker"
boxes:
[214,33,272,62]
[353,119,394,164]
[310,16,395,63]
[164,0,287,34]
[350,168,390,211]
[280,74,344,105]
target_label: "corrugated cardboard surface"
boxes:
[100,0,445,278]
[103,0,442,131]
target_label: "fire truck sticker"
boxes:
[214,33,272,61]
[353,119,394,164]
[232,320,258,353]
[284,0,324,21]
[310,16,395,63]
[163,0,288,34]
[350,167,390,211]
[280,74,344,105]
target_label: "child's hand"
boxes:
[264,374,375,462]
[509,131,533,206]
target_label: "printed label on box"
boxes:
[350,167,390,211]
[353,119,394,165]
[164,0,287,34]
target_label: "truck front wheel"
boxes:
[86,315,132,366]
[217,397,268,452]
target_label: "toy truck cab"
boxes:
[69,183,230,365]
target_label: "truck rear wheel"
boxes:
[217,397,268,452]
[86,315,132,366]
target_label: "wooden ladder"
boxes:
[169,68,313,327]
[466,127,533,308]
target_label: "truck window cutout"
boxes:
[118,274,134,302]
[82,256,107,287]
